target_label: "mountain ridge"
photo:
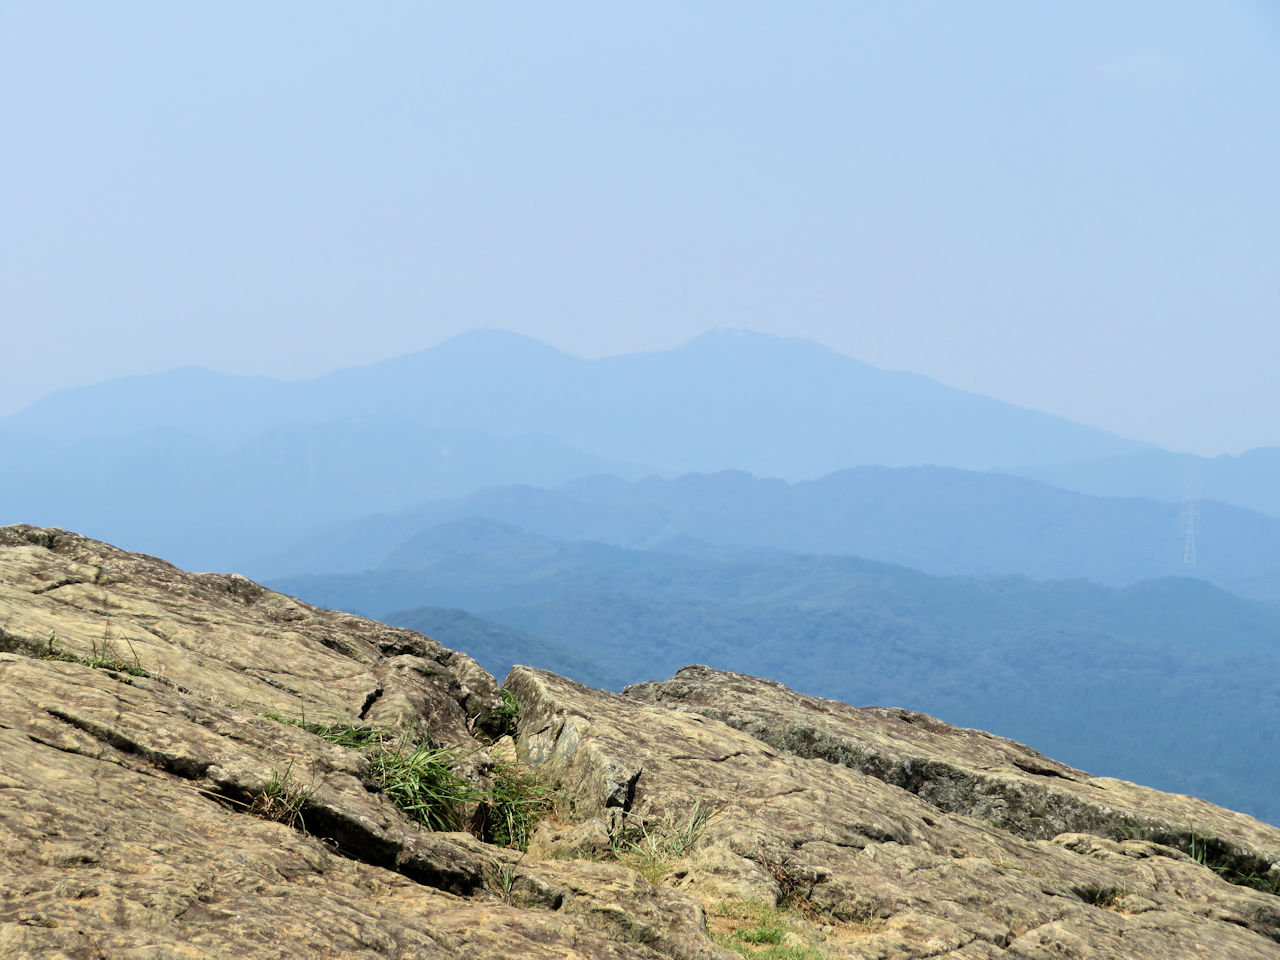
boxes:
[250,465,1280,604]
[1,328,1151,475]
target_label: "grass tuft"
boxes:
[610,800,720,883]
[248,762,316,830]
[262,711,549,846]
[40,631,150,679]
[482,760,553,850]
[489,689,521,739]
[709,900,830,959]
[484,854,524,903]
[1187,829,1280,896]
[368,737,481,832]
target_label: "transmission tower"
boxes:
[1181,461,1201,566]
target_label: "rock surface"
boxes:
[514,667,1280,958]
[625,665,1280,877]
[2,525,1279,959]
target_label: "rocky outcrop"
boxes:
[625,664,1280,879]
[513,667,1280,958]
[2,525,1279,959]
[0,526,726,959]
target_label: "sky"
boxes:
[2,1,1278,455]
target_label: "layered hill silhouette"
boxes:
[4,525,1280,959]
[1,329,1149,477]
[269,518,1280,824]
[5,329,1216,579]
[254,468,1280,604]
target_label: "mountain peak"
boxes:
[342,328,583,378]
[0,325,1151,477]
[433,328,576,356]
[680,327,837,355]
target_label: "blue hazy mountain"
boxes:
[0,417,641,571]
[250,467,1280,604]
[1,329,1151,478]
[1006,446,1280,520]
[268,519,1280,824]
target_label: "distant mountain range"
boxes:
[251,467,1280,604]
[10,331,1279,564]
[4,328,1200,573]
[2,328,1150,479]
[267,518,1280,824]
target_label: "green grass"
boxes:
[1075,885,1131,910]
[248,762,316,830]
[39,631,150,679]
[368,737,481,831]
[262,713,477,831]
[709,899,829,959]
[1186,829,1280,896]
[262,712,549,846]
[737,924,786,945]
[714,946,827,960]
[1226,872,1280,896]
[484,854,524,903]
[482,760,553,850]
[610,800,719,882]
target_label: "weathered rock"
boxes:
[0,524,499,744]
[510,665,1280,958]
[3,525,1279,959]
[528,817,614,860]
[625,665,1280,880]
[0,527,733,960]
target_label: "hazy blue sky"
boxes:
[3,2,1277,455]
